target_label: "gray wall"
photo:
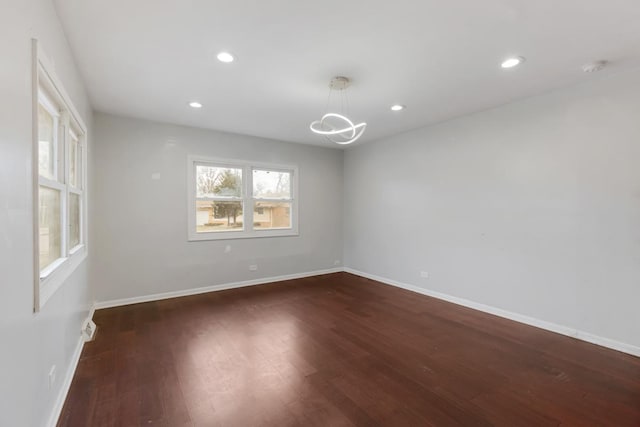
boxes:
[344,70,640,349]
[91,113,343,302]
[0,1,93,426]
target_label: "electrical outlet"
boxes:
[420,271,429,279]
[249,264,258,271]
[224,245,232,253]
[48,365,56,390]
[334,260,341,266]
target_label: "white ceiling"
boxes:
[54,0,640,147]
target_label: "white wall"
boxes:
[91,113,343,303]
[344,70,640,351]
[0,1,93,426]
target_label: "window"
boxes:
[37,88,86,273]
[195,164,244,232]
[37,97,62,271]
[33,41,88,310]
[188,156,298,240]
[252,169,293,230]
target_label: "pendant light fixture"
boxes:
[310,76,366,145]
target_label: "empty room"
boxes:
[2,0,640,426]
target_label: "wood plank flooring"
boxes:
[58,272,640,426]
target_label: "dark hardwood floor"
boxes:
[58,272,640,426]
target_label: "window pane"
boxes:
[253,169,291,199]
[69,193,80,248]
[196,200,243,232]
[69,134,78,188]
[77,144,83,187]
[39,186,61,270]
[196,165,242,198]
[253,202,291,229]
[38,104,55,180]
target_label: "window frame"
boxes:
[32,40,88,311]
[251,166,295,230]
[187,155,299,241]
[67,127,85,253]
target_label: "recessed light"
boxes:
[390,104,406,111]
[217,52,234,63]
[501,56,525,69]
[188,101,203,109]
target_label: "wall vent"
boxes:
[82,318,97,342]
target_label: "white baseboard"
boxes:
[94,267,344,309]
[344,267,640,358]
[94,266,640,358]
[46,306,97,427]
[46,338,84,427]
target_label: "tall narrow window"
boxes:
[34,41,88,310]
[38,93,64,271]
[37,89,86,273]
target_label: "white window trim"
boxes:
[37,90,60,181]
[187,155,299,241]
[32,40,88,312]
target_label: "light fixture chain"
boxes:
[345,88,350,116]
[324,86,332,115]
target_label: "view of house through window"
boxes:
[195,165,244,232]
[252,169,292,229]
[190,158,297,240]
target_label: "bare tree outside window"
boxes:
[195,166,244,232]
[189,158,297,240]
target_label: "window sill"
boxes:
[69,244,83,256]
[40,257,68,280]
[188,229,299,242]
[38,245,87,310]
